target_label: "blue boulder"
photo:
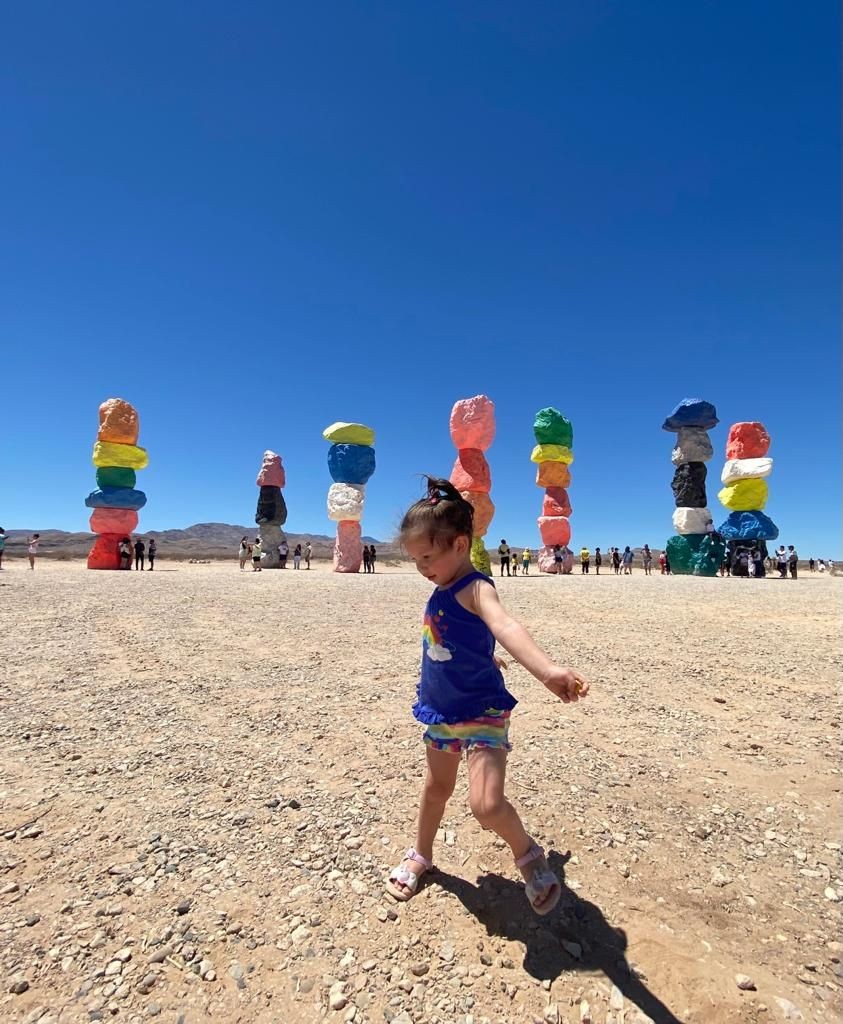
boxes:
[718,510,779,541]
[85,487,148,511]
[328,443,376,485]
[662,398,719,432]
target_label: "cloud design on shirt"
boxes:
[425,642,453,663]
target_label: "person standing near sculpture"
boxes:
[776,545,788,578]
[642,545,653,575]
[594,547,602,574]
[133,537,145,571]
[362,545,371,573]
[118,537,131,570]
[521,548,531,574]
[304,541,312,569]
[252,538,263,572]
[279,538,289,568]
[369,545,377,572]
[238,537,249,571]
[498,539,511,577]
[622,546,634,574]
[148,538,157,570]
[293,544,302,569]
[788,546,799,579]
[579,546,590,574]
[752,547,765,578]
[611,548,621,574]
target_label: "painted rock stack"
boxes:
[255,450,287,568]
[86,398,149,569]
[449,395,495,576]
[662,398,724,575]
[531,407,574,574]
[323,422,376,573]
[717,422,777,557]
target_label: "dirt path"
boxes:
[1,562,840,1024]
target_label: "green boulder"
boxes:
[692,535,725,577]
[96,466,136,489]
[533,408,573,448]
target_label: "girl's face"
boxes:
[404,532,470,587]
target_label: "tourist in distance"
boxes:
[386,478,589,914]
[497,539,511,577]
[642,544,653,575]
[611,547,621,574]
[118,537,132,570]
[775,545,788,578]
[148,538,157,570]
[369,545,377,573]
[362,545,371,573]
[579,545,590,574]
[251,537,262,572]
[788,545,799,579]
[238,537,249,571]
[594,546,602,574]
[133,537,145,571]
[293,544,302,569]
[553,544,564,573]
[27,533,40,570]
[0,527,8,570]
[621,546,634,574]
[304,541,312,569]
[521,547,531,574]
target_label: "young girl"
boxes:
[239,537,249,571]
[386,479,589,914]
[27,533,40,570]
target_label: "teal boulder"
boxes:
[692,535,725,577]
[665,534,705,575]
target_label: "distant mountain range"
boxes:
[2,523,393,561]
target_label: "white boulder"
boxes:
[672,506,712,535]
[720,457,773,485]
[327,483,365,522]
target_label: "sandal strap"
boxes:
[404,847,433,870]
[515,842,544,869]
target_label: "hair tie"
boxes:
[428,492,440,506]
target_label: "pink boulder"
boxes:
[449,395,496,451]
[725,422,771,460]
[256,450,286,487]
[538,516,571,547]
[334,520,363,573]
[450,449,491,493]
[541,487,572,518]
[460,490,495,535]
[89,508,138,535]
[537,544,574,574]
[87,533,122,570]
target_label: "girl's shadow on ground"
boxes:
[432,850,684,1024]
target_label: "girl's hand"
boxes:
[542,666,589,703]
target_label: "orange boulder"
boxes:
[460,490,495,535]
[89,508,138,535]
[535,462,571,488]
[97,398,139,445]
[725,422,771,460]
[87,533,122,570]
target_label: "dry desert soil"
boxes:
[1,561,841,1024]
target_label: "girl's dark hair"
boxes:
[400,476,474,546]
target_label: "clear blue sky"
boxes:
[2,2,839,555]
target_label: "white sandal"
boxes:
[516,842,561,915]
[385,847,433,902]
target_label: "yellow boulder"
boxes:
[718,478,768,511]
[530,444,574,465]
[92,440,149,470]
[323,422,375,446]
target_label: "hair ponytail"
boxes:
[400,475,474,546]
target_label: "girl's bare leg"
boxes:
[467,747,555,907]
[391,747,459,895]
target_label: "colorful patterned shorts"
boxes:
[423,708,512,754]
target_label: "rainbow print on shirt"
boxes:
[423,607,453,662]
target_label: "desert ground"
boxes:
[0,560,840,1024]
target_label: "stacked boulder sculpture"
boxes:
[323,422,376,573]
[449,395,495,576]
[531,407,574,574]
[717,422,777,561]
[255,450,288,568]
[86,398,149,569]
[662,398,724,576]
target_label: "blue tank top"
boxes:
[412,571,517,725]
